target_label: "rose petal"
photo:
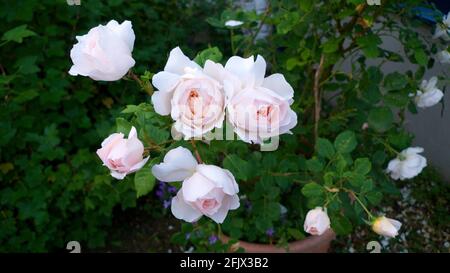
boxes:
[171,191,203,222]
[164,47,200,75]
[151,146,198,182]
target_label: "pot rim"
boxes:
[219,229,336,253]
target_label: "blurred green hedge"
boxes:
[0,0,227,252]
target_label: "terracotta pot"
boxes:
[220,229,336,253]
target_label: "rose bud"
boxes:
[304,207,331,236]
[96,126,149,179]
[372,216,402,238]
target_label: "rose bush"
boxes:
[2,0,448,253]
[0,0,229,252]
[85,0,449,253]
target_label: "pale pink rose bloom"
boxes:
[222,55,297,143]
[303,207,331,236]
[96,126,149,180]
[372,216,402,238]
[152,147,239,223]
[386,147,427,180]
[69,20,135,81]
[151,47,225,139]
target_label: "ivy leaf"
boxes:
[316,138,335,159]
[134,168,155,198]
[368,107,393,132]
[334,131,357,154]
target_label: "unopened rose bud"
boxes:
[372,216,402,238]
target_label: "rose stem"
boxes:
[190,139,203,164]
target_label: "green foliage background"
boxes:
[0,0,227,252]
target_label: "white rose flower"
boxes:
[225,20,244,27]
[303,207,331,236]
[152,147,240,224]
[436,49,450,64]
[415,77,444,108]
[69,20,135,81]
[386,147,427,180]
[151,47,225,139]
[372,216,402,238]
[222,55,297,143]
[433,12,450,41]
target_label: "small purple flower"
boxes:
[155,189,164,199]
[208,235,218,245]
[167,185,177,194]
[163,199,171,209]
[266,228,275,237]
[157,181,166,191]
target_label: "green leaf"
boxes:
[116,117,132,134]
[223,155,250,181]
[14,89,39,104]
[384,91,410,108]
[121,105,142,114]
[366,191,382,205]
[322,38,342,54]
[414,48,428,66]
[276,12,300,34]
[384,72,408,91]
[356,34,382,58]
[134,168,155,198]
[2,24,36,43]
[334,131,357,154]
[344,172,365,188]
[361,179,374,192]
[316,138,335,159]
[288,228,305,240]
[331,214,353,235]
[368,107,393,132]
[353,158,371,175]
[306,158,324,173]
[194,47,223,66]
[301,182,324,198]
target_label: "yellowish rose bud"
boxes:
[372,216,402,238]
